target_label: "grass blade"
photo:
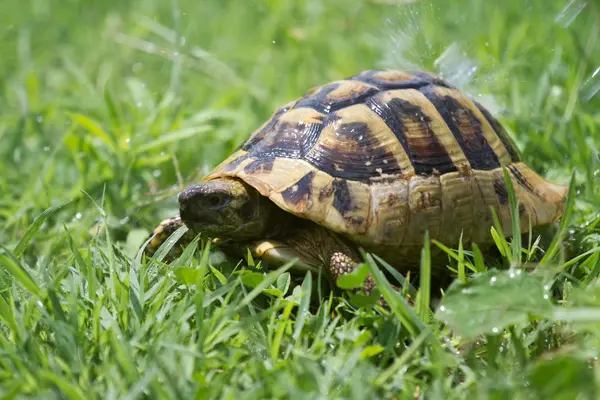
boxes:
[0,253,43,299]
[363,253,425,337]
[135,126,211,154]
[417,231,431,323]
[503,167,522,266]
[540,173,576,265]
[14,200,71,257]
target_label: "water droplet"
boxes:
[490,276,497,285]
[439,305,446,312]
[485,42,489,47]
[544,294,549,300]
[125,138,131,144]
[119,216,129,225]
[581,66,600,101]
[434,42,479,88]
[272,40,276,44]
[555,0,587,28]
[75,212,82,219]
[509,271,516,278]
[492,327,499,333]
[550,86,563,98]
[153,170,161,178]
[36,115,44,123]
[544,284,551,291]
[43,146,50,152]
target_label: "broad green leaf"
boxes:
[336,263,369,289]
[435,269,552,339]
[348,290,381,307]
[240,272,265,288]
[276,272,291,296]
[173,266,205,286]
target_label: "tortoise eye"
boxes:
[208,195,222,207]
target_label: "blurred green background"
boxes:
[1,0,598,249]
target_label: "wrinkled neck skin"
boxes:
[228,187,297,241]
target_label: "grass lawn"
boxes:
[1,0,600,398]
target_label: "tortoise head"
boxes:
[178,178,273,240]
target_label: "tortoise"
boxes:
[146,69,567,292]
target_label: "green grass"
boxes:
[1,0,600,398]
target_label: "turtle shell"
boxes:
[203,69,567,261]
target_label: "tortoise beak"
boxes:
[178,185,217,227]
[178,184,203,210]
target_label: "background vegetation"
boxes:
[1,0,599,398]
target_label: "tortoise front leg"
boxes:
[145,215,196,258]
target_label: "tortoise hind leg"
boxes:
[329,252,377,295]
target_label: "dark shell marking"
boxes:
[475,102,521,162]
[420,86,501,170]
[493,175,509,205]
[294,81,380,114]
[305,116,402,181]
[244,109,324,160]
[281,171,315,206]
[366,94,457,175]
[507,164,537,196]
